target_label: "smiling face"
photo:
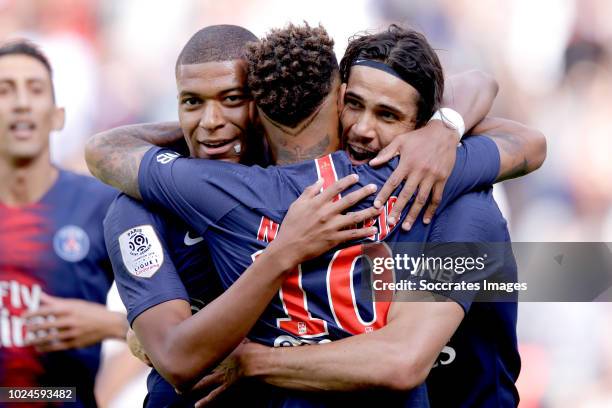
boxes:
[176,59,252,162]
[0,54,64,164]
[340,65,420,164]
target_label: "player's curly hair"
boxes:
[246,23,338,127]
[339,25,444,128]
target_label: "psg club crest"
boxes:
[53,225,90,262]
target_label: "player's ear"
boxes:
[51,107,65,131]
[338,83,347,113]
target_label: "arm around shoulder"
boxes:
[85,122,182,199]
[472,117,547,181]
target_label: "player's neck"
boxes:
[260,101,340,165]
[0,150,59,207]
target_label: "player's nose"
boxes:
[13,87,32,113]
[199,101,224,131]
[350,111,377,142]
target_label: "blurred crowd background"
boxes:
[1,0,611,406]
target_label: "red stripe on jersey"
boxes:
[315,155,340,202]
[0,206,50,268]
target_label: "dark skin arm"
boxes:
[189,118,546,403]
[85,116,545,212]
[371,114,546,229]
[85,122,182,199]
[240,300,464,392]
[189,294,464,404]
[132,176,380,391]
[471,116,547,181]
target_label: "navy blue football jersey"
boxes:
[136,136,500,407]
[0,169,116,408]
[424,189,520,407]
[103,194,225,407]
[103,194,222,326]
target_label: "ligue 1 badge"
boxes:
[53,225,90,262]
[118,225,164,278]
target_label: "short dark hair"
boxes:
[0,39,53,75]
[176,25,257,70]
[0,39,55,101]
[339,25,444,128]
[246,23,338,127]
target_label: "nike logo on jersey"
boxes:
[184,231,204,246]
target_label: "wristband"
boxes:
[429,108,465,140]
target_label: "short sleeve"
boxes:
[103,194,190,325]
[438,135,500,212]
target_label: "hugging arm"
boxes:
[126,177,379,391]
[376,114,546,229]
[473,117,547,181]
[190,196,506,403]
[192,296,463,398]
[85,122,182,199]
[372,70,499,229]
[443,70,500,133]
[242,298,463,392]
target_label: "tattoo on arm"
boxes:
[136,122,184,147]
[86,127,156,199]
[486,132,529,181]
[504,158,529,180]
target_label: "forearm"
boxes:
[472,117,547,181]
[161,243,295,390]
[85,122,182,198]
[141,176,376,390]
[119,121,182,146]
[241,326,421,392]
[240,299,462,393]
[444,70,498,132]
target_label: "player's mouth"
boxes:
[346,143,378,165]
[198,137,240,156]
[9,120,36,140]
